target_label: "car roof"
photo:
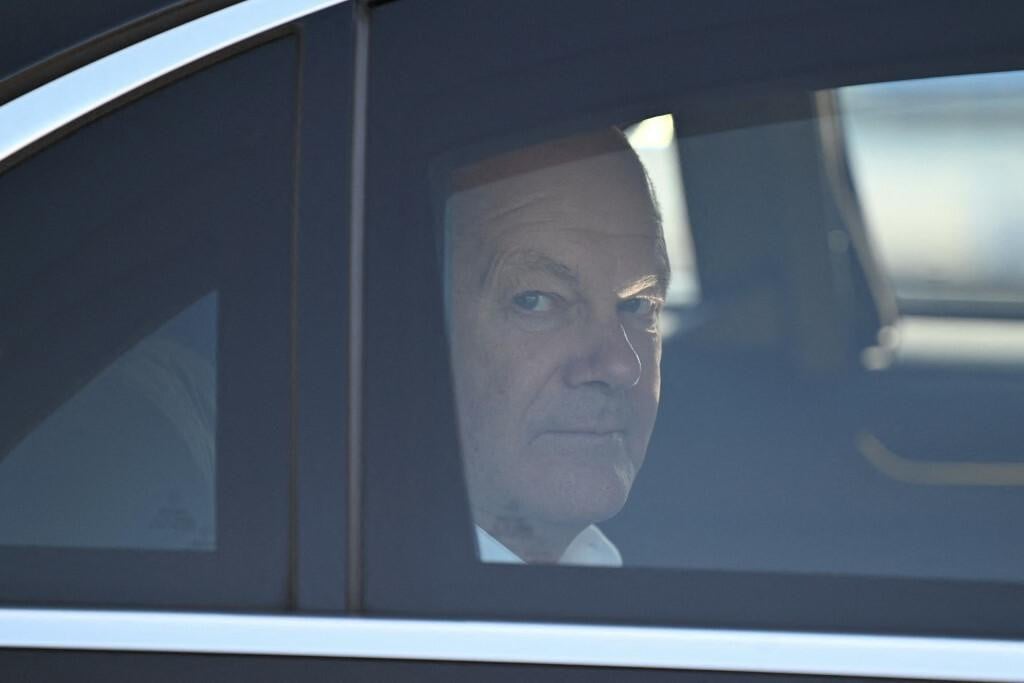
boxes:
[0,0,239,103]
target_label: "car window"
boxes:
[0,35,298,607]
[625,114,700,313]
[434,106,1024,582]
[0,294,217,550]
[840,69,1024,316]
[364,0,1024,638]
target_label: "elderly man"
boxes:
[446,129,669,566]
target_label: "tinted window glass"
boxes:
[429,90,1024,586]
[625,115,699,312]
[0,293,217,550]
[841,70,1024,314]
[366,0,1024,638]
[0,35,297,604]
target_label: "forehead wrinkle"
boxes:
[481,247,580,290]
[477,189,553,227]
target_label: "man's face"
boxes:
[449,141,667,535]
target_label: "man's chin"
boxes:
[529,464,635,527]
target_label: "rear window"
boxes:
[840,69,1024,316]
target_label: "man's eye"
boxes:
[619,297,659,316]
[512,291,555,312]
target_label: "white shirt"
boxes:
[475,525,622,567]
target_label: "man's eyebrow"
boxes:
[482,249,579,289]
[620,273,670,299]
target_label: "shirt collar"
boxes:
[475,525,622,567]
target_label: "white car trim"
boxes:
[0,0,348,164]
[1,609,1023,681]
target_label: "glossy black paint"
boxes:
[0,649,904,683]
[0,1,242,104]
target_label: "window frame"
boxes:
[0,0,352,612]
[361,0,1024,639]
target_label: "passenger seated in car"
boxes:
[445,129,669,565]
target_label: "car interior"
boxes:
[601,88,1024,584]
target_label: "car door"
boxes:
[3,1,1024,681]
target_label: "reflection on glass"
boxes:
[840,70,1024,309]
[445,130,669,566]
[0,293,218,551]
[625,114,700,311]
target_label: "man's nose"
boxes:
[564,318,643,390]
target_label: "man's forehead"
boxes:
[453,187,668,281]
[459,152,652,210]
[446,128,668,289]
[451,165,661,248]
[483,232,671,293]
[491,224,664,254]
[451,129,641,192]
